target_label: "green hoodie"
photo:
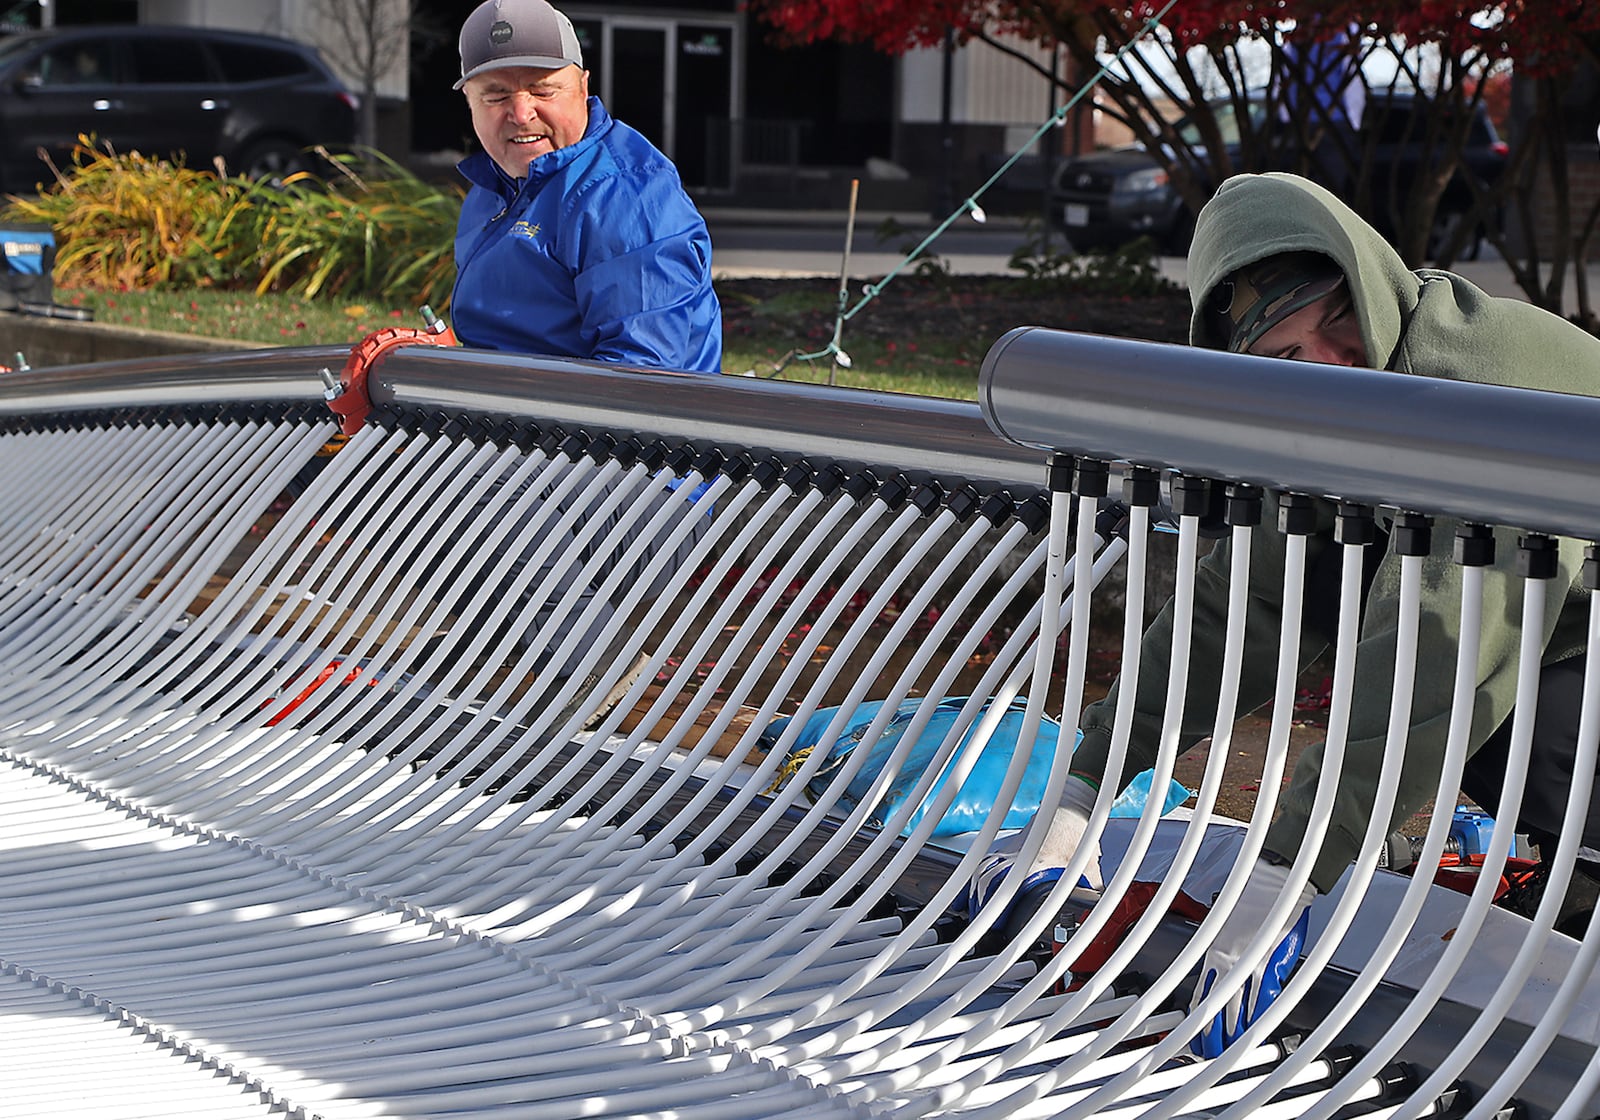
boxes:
[1073,172,1600,892]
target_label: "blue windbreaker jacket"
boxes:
[451,99,722,373]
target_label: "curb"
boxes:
[0,312,272,371]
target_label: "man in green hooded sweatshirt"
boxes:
[965,172,1600,1057]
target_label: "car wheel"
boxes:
[236,138,308,184]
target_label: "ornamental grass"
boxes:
[2,137,460,307]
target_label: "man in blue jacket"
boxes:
[451,0,723,373]
[421,0,720,771]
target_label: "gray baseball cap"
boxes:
[455,0,584,90]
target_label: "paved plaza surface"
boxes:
[702,204,1596,307]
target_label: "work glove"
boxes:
[1189,858,1316,1058]
[959,776,1104,943]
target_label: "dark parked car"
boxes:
[1049,92,1508,258]
[0,25,358,191]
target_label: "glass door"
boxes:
[675,24,732,189]
[607,23,670,156]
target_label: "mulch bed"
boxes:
[715,274,1195,349]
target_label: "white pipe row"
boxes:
[2,415,1596,1118]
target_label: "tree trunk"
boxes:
[361,84,381,152]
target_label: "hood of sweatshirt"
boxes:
[1186,172,1600,396]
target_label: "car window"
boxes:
[1177,108,1235,148]
[1174,100,1265,147]
[207,40,314,83]
[1365,98,1496,148]
[1174,112,1212,146]
[31,40,117,86]
[0,36,40,68]
[1367,101,1420,144]
[126,36,214,84]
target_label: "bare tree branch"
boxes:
[303,0,409,150]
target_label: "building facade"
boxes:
[29,0,1082,208]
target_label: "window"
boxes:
[1369,101,1423,145]
[127,36,214,84]
[208,41,312,83]
[33,40,117,86]
[1175,101,1265,148]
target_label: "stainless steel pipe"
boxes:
[980,326,1600,540]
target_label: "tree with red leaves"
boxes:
[747,0,1600,322]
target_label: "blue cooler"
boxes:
[1451,806,1516,858]
[0,223,54,309]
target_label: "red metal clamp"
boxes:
[324,310,458,435]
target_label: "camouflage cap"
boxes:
[1207,252,1347,353]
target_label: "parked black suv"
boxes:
[1049,92,1508,257]
[0,25,358,192]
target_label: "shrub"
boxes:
[2,138,461,307]
[1007,219,1176,297]
[244,150,460,303]
[5,141,245,291]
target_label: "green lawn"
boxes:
[721,344,981,400]
[61,287,426,346]
[60,284,985,400]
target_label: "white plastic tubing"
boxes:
[3,372,1599,1119]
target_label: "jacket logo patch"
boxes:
[510,220,542,240]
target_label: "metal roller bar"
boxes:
[980,326,1600,540]
[372,345,1046,487]
[0,345,344,413]
[0,344,1048,488]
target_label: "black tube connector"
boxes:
[691,448,728,482]
[1074,457,1111,500]
[1015,492,1050,533]
[1517,534,1558,580]
[1454,523,1495,568]
[1278,492,1317,536]
[783,459,817,493]
[557,433,587,461]
[636,439,671,472]
[1392,512,1432,557]
[751,456,786,491]
[1047,453,1074,494]
[537,426,568,457]
[972,488,1011,526]
[911,480,946,516]
[812,463,848,497]
[1122,465,1161,508]
[1169,473,1215,520]
[1334,502,1377,546]
[1224,483,1263,528]
[876,473,912,511]
[610,436,646,469]
[843,469,879,502]
[662,444,697,478]
[947,484,984,523]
